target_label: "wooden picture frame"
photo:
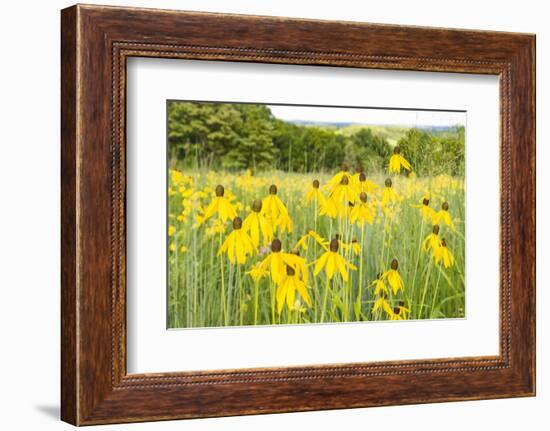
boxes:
[61,4,535,425]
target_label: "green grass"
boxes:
[168,169,465,328]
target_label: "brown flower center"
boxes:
[432,224,440,235]
[359,172,366,182]
[271,238,282,252]
[360,192,367,203]
[441,238,448,247]
[215,185,225,197]
[286,265,296,276]
[393,146,401,154]
[422,198,430,206]
[313,179,320,189]
[340,175,350,185]
[442,201,449,211]
[329,238,339,252]
[232,217,242,230]
[390,259,399,270]
[252,199,262,212]
[269,184,278,195]
[385,178,392,188]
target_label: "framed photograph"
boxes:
[61,4,535,425]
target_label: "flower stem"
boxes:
[356,222,365,320]
[218,231,227,325]
[321,277,330,323]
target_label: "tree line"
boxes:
[167,101,465,176]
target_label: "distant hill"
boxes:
[287,121,462,146]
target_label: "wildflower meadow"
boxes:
[167,101,465,328]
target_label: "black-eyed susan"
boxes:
[388,146,412,174]
[201,184,237,224]
[218,217,257,264]
[373,292,392,315]
[390,301,410,320]
[328,174,358,205]
[262,185,292,233]
[294,229,329,251]
[289,249,309,284]
[350,192,374,226]
[276,264,312,314]
[422,224,442,255]
[242,199,274,248]
[381,178,398,206]
[434,238,455,268]
[382,259,405,294]
[349,238,361,256]
[411,196,436,221]
[304,179,326,206]
[353,171,379,194]
[370,273,388,295]
[256,238,303,284]
[433,201,456,231]
[338,235,361,256]
[314,238,357,281]
[319,196,340,218]
[245,261,269,282]
[327,164,350,189]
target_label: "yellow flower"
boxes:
[201,185,237,224]
[294,229,329,251]
[433,201,456,231]
[381,178,398,206]
[204,219,227,237]
[246,261,269,282]
[242,199,273,248]
[304,179,326,205]
[434,238,455,268]
[180,245,188,253]
[314,239,357,281]
[350,192,374,225]
[256,239,304,284]
[389,301,410,320]
[373,293,392,314]
[337,235,360,256]
[382,259,405,294]
[353,171,379,194]
[319,196,341,219]
[218,217,257,264]
[411,196,436,221]
[327,165,350,189]
[262,185,292,233]
[276,265,312,314]
[370,273,388,295]
[349,239,361,256]
[169,242,176,252]
[388,146,411,174]
[328,174,358,205]
[422,224,442,255]
[168,225,176,236]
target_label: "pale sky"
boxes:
[267,104,466,128]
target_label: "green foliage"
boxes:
[167,101,465,176]
[397,127,465,176]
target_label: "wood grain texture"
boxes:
[60,4,535,425]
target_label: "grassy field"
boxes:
[167,167,465,328]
